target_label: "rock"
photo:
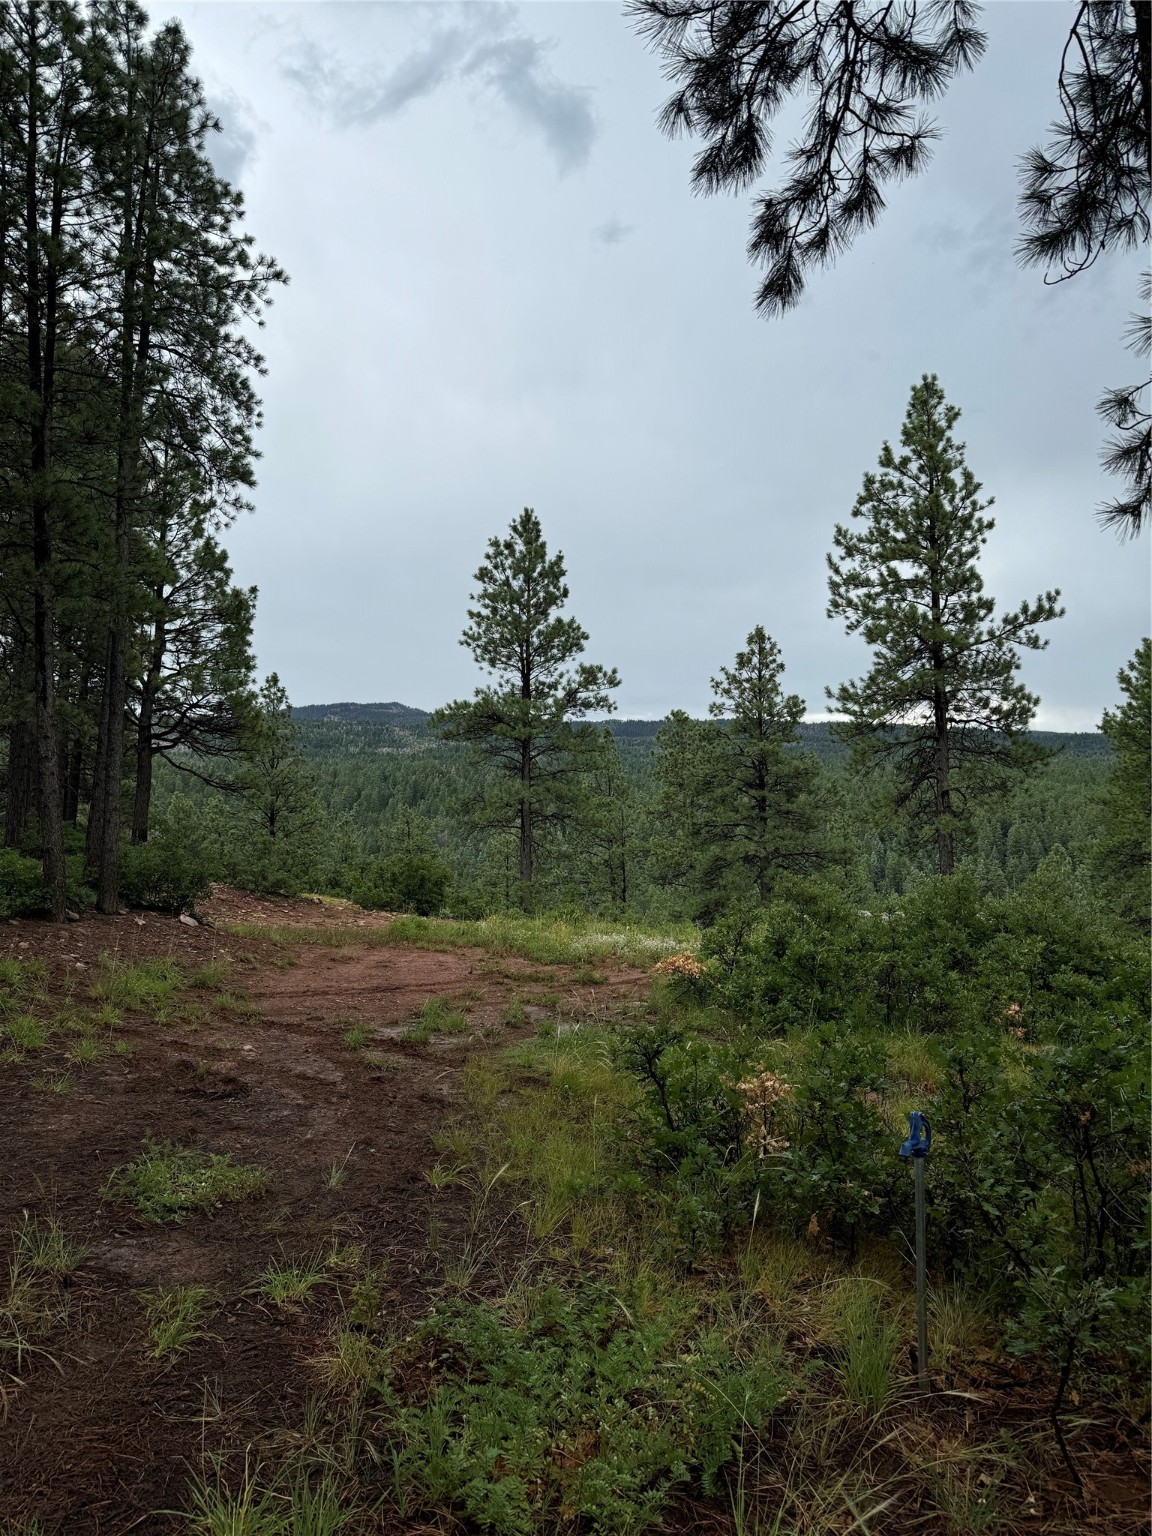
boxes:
[65,909,80,922]
[117,908,129,916]
[179,913,199,927]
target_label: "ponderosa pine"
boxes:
[827,375,1064,876]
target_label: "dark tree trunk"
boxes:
[131,611,165,843]
[24,20,66,920]
[4,720,36,846]
[518,741,533,887]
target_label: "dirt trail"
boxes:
[0,895,646,1534]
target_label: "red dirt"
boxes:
[0,893,646,1534]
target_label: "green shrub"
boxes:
[381,1280,789,1535]
[118,839,212,914]
[348,852,451,916]
[0,849,91,919]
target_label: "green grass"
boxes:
[102,1139,270,1223]
[220,911,695,968]
[13,1212,89,1278]
[4,1015,48,1051]
[405,995,469,1043]
[189,957,232,989]
[251,1255,328,1307]
[138,1284,212,1360]
[341,1022,370,1049]
[90,955,182,1014]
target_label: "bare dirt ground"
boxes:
[0,891,647,1535]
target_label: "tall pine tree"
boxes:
[827,375,1063,876]
[430,508,619,896]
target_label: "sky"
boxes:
[163,0,1149,729]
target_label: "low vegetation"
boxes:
[102,1140,269,1224]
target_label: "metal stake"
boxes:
[899,1110,931,1391]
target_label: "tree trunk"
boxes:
[4,720,36,846]
[132,610,165,843]
[927,497,955,877]
[24,20,66,920]
[518,740,533,887]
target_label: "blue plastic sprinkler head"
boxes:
[899,1110,932,1159]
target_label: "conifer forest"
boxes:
[0,3,1148,1534]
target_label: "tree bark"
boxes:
[23,12,66,919]
[131,616,164,843]
[4,720,36,846]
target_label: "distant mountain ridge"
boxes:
[293,702,1110,758]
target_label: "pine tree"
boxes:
[655,626,825,916]
[430,508,619,896]
[828,375,1064,876]
[1094,636,1150,929]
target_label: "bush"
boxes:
[381,1279,789,1535]
[118,839,212,914]
[0,848,91,918]
[348,852,450,916]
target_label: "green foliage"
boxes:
[118,837,211,914]
[1094,636,1150,930]
[0,850,89,919]
[382,1280,789,1535]
[102,1139,269,1223]
[654,628,830,920]
[828,375,1063,874]
[346,851,450,915]
[430,508,619,893]
[138,1284,212,1360]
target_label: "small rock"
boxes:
[179,913,199,927]
[117,908,129,916]
[65,909,80,922]
[135,917,145,926]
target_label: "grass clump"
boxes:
[405,996,469,1043]
[252,1255,328,1308]
[4,1015,48,1052]
[102,1138,269,1223]
[90,955,182,1015]
[138,1284,212,1360]
[341,1022,370,1049]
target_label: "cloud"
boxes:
[278,8,596,173]
[205,89,257,185]
[593,217,635,247]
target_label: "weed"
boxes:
[13,1213,88,1278]
[826,1277,904,1413]
[425,1160,467,1191]
[503,999,528,1026]
[405,996,468,1042]
[68,1036,102,1066]
[341,1023,370,1049]
[138,1284,212,1360]
[252,1256,328,1307]
[312,1326,384,1395]
[91,955,182,1014]
[5,1016,47,1051]
[29,1073,72,1094]
[182,1456,283,1535]
[112,1038,135,1058]
[189,958,231,990]
[103,1139,269,1223]
[326,1147,355,1189]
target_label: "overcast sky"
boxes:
[165,0,1149,729]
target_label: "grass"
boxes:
[341,1022,370,1049]
[90,954,182,1014]
[219,911,695,968]
[251,1255,329,1307]
[4,1015,48,1051]
[138,1284,212,1360]
[1,1214,87,1381]
[102,1139,270,1223]
[405,995,469,1043]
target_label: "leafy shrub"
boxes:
[118,838,212,914]
[348,852,450,916]
[381,1280,789,1535]
[0,849,90,918]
